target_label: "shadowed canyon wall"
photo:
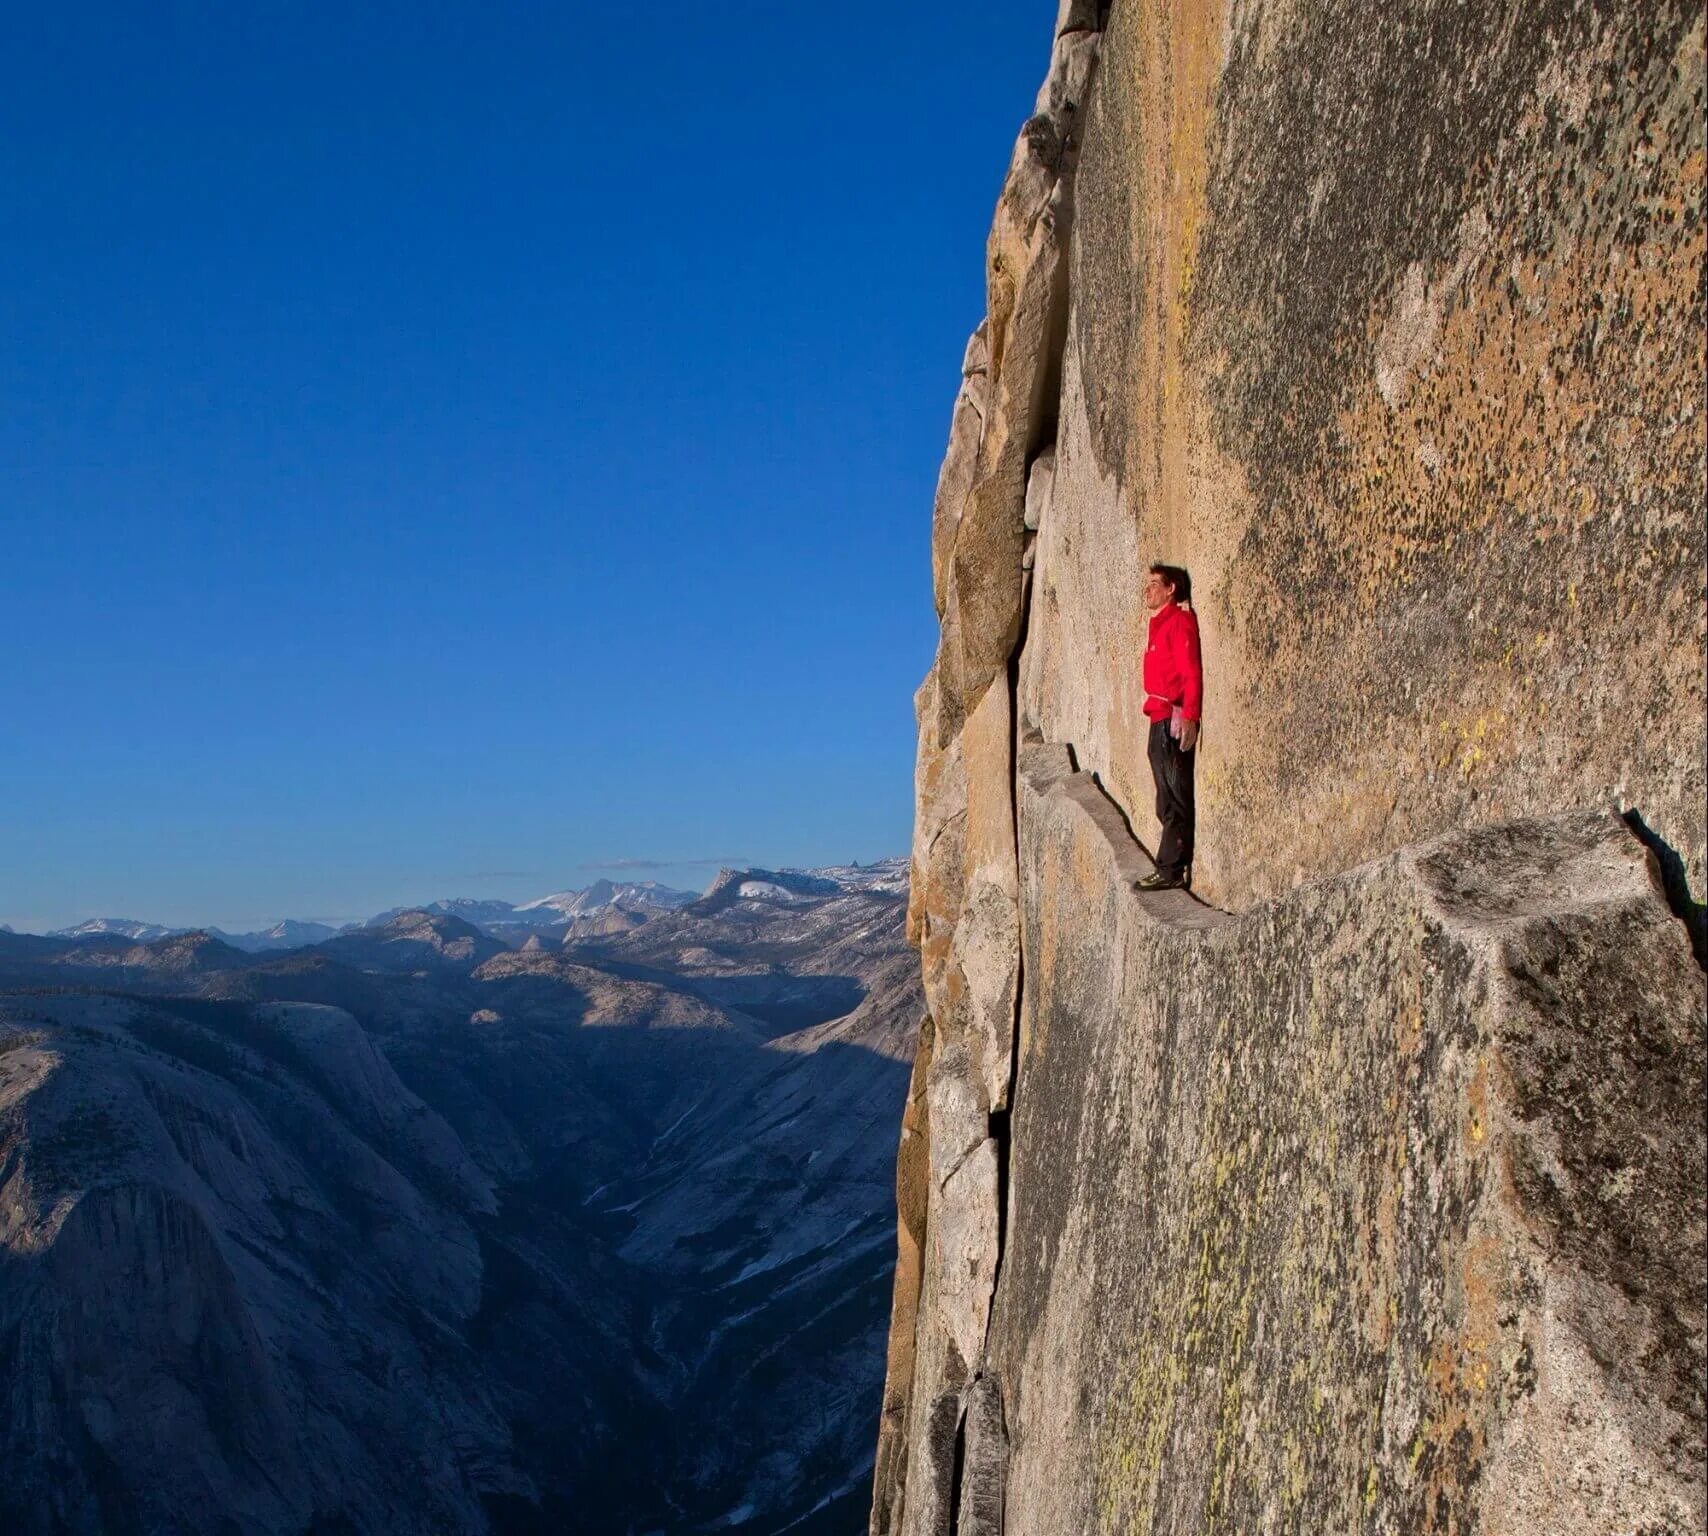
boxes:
[874,0,1705,1531]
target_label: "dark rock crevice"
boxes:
[1623,808,1707,970]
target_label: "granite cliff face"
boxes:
[875,3,1705,1532]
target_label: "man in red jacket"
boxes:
[1135,563,1202,892]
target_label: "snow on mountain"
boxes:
[45,917,344,952]
[26,871,899,958]
[49,917,185,942]
[212,920,342,953]
[345,885,697,951]
[735,880,807,903]
[517,879,697,919]
[363,897,534,929]
[805,856,910,894]
[694,860,911,914]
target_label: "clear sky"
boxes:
[1,2,1054,933]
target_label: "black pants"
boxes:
[1147,719,1196,880]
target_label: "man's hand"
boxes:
[1179,719,1200,751]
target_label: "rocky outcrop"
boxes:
[876,2,1705,1532]
[318,909,507,972]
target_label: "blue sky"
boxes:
[0,2,1053,932]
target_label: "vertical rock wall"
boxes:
[873,1,1705,1531]
[1032,0,1707,915]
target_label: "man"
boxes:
[1135,563,1201,892]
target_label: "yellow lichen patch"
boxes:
[1466,1059,1490,1147]
[1410,1206,1506,1528]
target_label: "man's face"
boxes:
[1142,571,1174,612]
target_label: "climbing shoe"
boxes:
[1135,870,1186,892]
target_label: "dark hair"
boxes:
[1148,562,1192,606]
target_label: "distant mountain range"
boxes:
[46,916,353,952]
[48,916,184,943]
[1,859,916,1534]
[35,864,905,954]
[230,917,344,949]
[518,878,699,918]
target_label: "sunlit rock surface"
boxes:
[1034,0,1706,917]
[874,1,1705,1531]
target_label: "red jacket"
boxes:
[1142,601,1202,723]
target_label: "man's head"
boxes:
[1144,563,1192,612]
